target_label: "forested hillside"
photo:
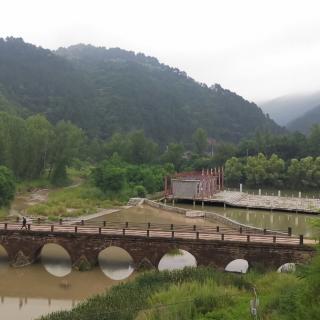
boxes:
[287,104,320,134]
[0,37,281,145]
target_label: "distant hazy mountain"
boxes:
[260,91,320,126]
[287,104,320,134]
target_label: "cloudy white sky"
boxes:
[1,0,320,102]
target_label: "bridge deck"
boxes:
[0,221,303,245]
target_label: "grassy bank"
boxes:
[26,183,124,219]
[39,252,320,320]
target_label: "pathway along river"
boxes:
[1,197,319,319]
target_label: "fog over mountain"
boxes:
[287,104,320,134]
[260,91,320,126]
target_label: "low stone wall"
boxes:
[142,198,286,235]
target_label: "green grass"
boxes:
[16,177,51,193]
[0,207,9,219]
[26,183,124,218]
[38,250,320,320]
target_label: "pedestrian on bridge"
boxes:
[21,217,27,230]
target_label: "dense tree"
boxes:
[0,38,282,146]
[92,160,126,193]
[25,115,53,179]
[309,124,320,156]
[48,121,84,185]
[192,128,208,155]
[161,143,185,170]
[224,157,244,186]
[125,130,158,164]
[0,112,27,178]
[0,166,15,207]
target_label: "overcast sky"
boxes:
[1,0,320,102]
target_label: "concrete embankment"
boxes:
[168,191,320,214]
[139,198,287,235]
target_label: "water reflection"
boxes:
[176,203,320,237]
[0,245,9,274]
[0,263,122,320]
[98,246,134,280]
[41,244,72,277]
[158,249,197,271]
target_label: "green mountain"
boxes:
[287,104,320,134]
[0,37,282,145]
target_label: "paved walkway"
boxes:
[211,191,320,213]
[0,221,304,246]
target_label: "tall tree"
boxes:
[25,114,54,179]
[49,121,84,185]
[161,143,185,170]
[192,128,208,155]
[0,166,15,207]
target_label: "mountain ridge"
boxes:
[260,91,320,126]
[287,104,320,134]
[0,37,282,145]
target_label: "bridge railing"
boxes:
[0,221,304,245]
[0,217,295,237]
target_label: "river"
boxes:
[173,202,320,238]
[1,198,319,319]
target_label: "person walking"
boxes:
[21,217,27,230]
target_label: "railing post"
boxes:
[247,235,250,242]
[51,225,54,232]
[98,227,101,234]
[216,226,219,232]
[74,226,78,233]
[37,218,41,224]
[171,231,174,239]
[263,228,267,235]
[288,227,292,236]
[147,222,151,229]
[4,223,7,230]
[196,231,199,240]
[239,227,242,234]
[193,225,196,231]
[147,229,150,237]
[103,221,106,227]
[273,236,276,243]
[123,228,126,236]
[221,233,225,240]
[299,235,304,245]
[125,221,128,228]
[170,224,174,230]
[81,220,84,226]
[27,224,30,231]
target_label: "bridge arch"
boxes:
[39,243,72,277]
[98,246,134,280]
[34,240,73,262]
[158,248,197,271]
[225,259,249,273]
[277,262,296,273]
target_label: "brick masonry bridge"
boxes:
[0,221,316,270]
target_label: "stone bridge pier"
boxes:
[0,230,316,270]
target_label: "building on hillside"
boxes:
[164,168,224,200]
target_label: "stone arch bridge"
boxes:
[0,223,315,270]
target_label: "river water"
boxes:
[1,201,319,319]
[173,203,320,238]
